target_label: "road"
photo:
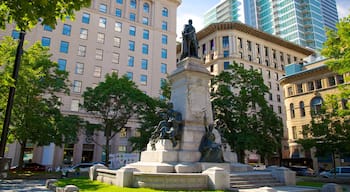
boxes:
[0,179,52,192]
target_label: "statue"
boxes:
[199,114,225,163]
[180,19,199,60]
[150,103,183,150]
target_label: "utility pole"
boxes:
[0,31,25,157]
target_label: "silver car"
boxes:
[320,166,350,178]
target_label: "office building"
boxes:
[280,58,350,170]
[193,22,314,160]
[204,0,339,50]
[0,0,181,167]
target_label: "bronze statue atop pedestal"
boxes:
[180,19,199,60]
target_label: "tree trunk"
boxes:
[18,141,26,170]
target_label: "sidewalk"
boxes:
[0,179,52,192]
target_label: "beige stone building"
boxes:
[182,22,315,160]
[280,58,350,170]
[0,0,181,167]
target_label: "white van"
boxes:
[320,166,350,178]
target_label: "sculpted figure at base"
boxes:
[150,103,183,150]
[180,19,199,60]
[199,115,225,163]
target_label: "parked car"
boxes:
[320,166,350,178]
[289,166,315,176]
[62,162,95,173]
[10,163,46,172]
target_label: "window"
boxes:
[280,52,284,61]
[140,75,147,85]
[210,39,214,50]
[142,44,148,54]
[222,36,229,48]
[308,81,314,91]
[129,13,136,21]
[71,99,80,111]
[277,94,281,102]
[162,7,168,17]
[43,25,52,32]
[143,3,149,13]
[99,4,107,13]
[290,103,295,118]
[142,17,149,25]
[315,79,322,89]
[78,45,86,57]
[278,106,282,114]
[96,49,103,60]
[161,49,167,59]
[238,37,242,48]
[120,128,127,137]
[130,0,136,8]
[328,76,336,86]
[129,41,135,51]
[265,60,269,66]
[267,70,271,79]
[272,49,276,59]
[239,52,243,59]
[99,17,107,28]
[112,52,120,64]
[116,0,123,4]
[162,35,167,44]
[82,12,90,24]
[59,41,69,53]
[41,37,51,47]
[129,26,136,36]
[73,80,82,93]
[128,56,134,67]
[287,86,293,96]
[118,146,127,152]
[115,8,122,17]
[264,46,269,56]
[336,75,344,84]
[93,66,102,77]
[126,72,133,80]
[115,22,122,32]
[75,62,84,74]
[202,44,206,54]
[269,93,273,101]
[141,59,148,70]
[58,59,67,71]
[162,21,167,31]
[297,83,303,93]
[300,101,305,117]
[256,43,260,54]
[276,83,280,91]
[143,30,149,40]
[224,50,229,58]
[80,28,88,39]
[287,54,291,63]
[311,97,323,114]
[62,24,71,36]
[114,37,121,47]
[161,63,167,74]
[268,82,272,89]
[224,62,230,70]
[292,126,297,139]
[97,33,105,43]
[247,40,252,51]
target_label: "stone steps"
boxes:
[230,172,284,189]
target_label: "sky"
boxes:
[176,0,350,39]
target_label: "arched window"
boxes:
[162,7,168,17]
[299,101,305,117]
[310,97,323,115]
[290,103,295,118]
[143,3,149,13]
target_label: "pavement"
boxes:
[0,179,52,192]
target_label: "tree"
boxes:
[0,0,90,157]
[321,15,350,115]
[82,73,155,165]
[128,80,171,151]
[211,62,283,163]
[297,95,350,173]
[0,37,81,168]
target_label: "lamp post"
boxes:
[0,31,26,157]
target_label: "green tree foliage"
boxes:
[82,73,155,165]
[297,95,350,169]
[0,37,81,167]
[322,15,350,115]
[0,0,91,30]
[128,80,171,152]
[211,62,283,163]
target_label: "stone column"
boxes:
[168,57,213,162]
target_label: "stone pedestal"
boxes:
[169,57,213,162]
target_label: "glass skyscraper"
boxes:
[204,0,339,51]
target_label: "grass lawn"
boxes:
[296,181,324,188]
[56,177,224,192]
